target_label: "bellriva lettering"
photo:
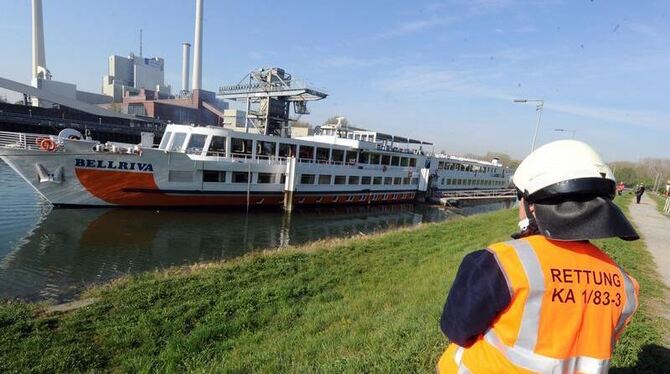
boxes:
[75,158,153,172]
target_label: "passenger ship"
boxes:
[0,123,510,208]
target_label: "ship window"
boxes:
[186,134,207,155]
[391,156,400,166]
[257,173,275,184]
[373,177,383,185]
[359,152,370,164]
[207,136,227,156]
[232,172,249,183]
[400,157,409,167]
[316,147,330,162]
[257,141,276,157]
[384,177,392,185]
[370,153,381,165]
[361,176,372,185]
[345,151,358,164]
[231,138,253,155]
[168,170,193,182]
[381,155,391,165]
[334,175,346,185]
[159,131,172,150]
[403,177,410,184]
[319,175,332,184]
[332,149,344,163]
[280,174,286,184]
[300,174,315,184]
[409,158,417,167]
[279,143,296,157]
[299,145,314,160]
[203,170,226,182]
[393,177,402,185]
[348,176,360,185]
[168,132,187,152]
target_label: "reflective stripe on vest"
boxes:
[484,329,609,373]
[614,269,637,336]
[452,346,472,374]
[480,238,636,373]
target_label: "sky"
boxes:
[1,0,669,162]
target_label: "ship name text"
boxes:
[75,158,154,172]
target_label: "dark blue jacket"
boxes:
[440,249,512,347]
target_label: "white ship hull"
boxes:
[0,125,511,208]
[0,129,423,207]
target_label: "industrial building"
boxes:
[102,54,171,102]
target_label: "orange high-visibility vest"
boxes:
[438,235,639,374]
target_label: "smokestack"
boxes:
[181,42,191,92]
[31,0,48,80]
[191,0,203,91]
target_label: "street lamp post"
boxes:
[514,99,544,152]
[554,128,576,138]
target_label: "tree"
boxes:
[609,159,670,192]
[464,152,520,169]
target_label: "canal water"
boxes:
[0,160,514,302]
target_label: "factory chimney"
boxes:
[181,42,191,92]
[191,0,203,91]
[31,0,50,80]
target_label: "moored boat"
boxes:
[0,124,429,208]
[0,122,513,208]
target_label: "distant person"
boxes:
[437,140,639,373]
[665,180,670,197]
[616,182,625,196]
[635,184,645,204]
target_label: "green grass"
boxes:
[595,195,670,372]
[1,196,668,373]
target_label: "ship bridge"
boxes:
[218,68,327,137]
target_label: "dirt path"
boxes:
[629,194,670,288]
[628,193,670,338]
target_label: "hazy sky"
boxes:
[1,0,668,161]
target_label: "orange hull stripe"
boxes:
[76,169,415,206]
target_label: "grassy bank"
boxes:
[648,192,668,216]
[1,196,668,373]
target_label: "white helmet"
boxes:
[512,140,638,241]
[513,140,616,202]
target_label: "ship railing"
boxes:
[0,130,64,152]
[213,153,288,165]
[436,188,517,200]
